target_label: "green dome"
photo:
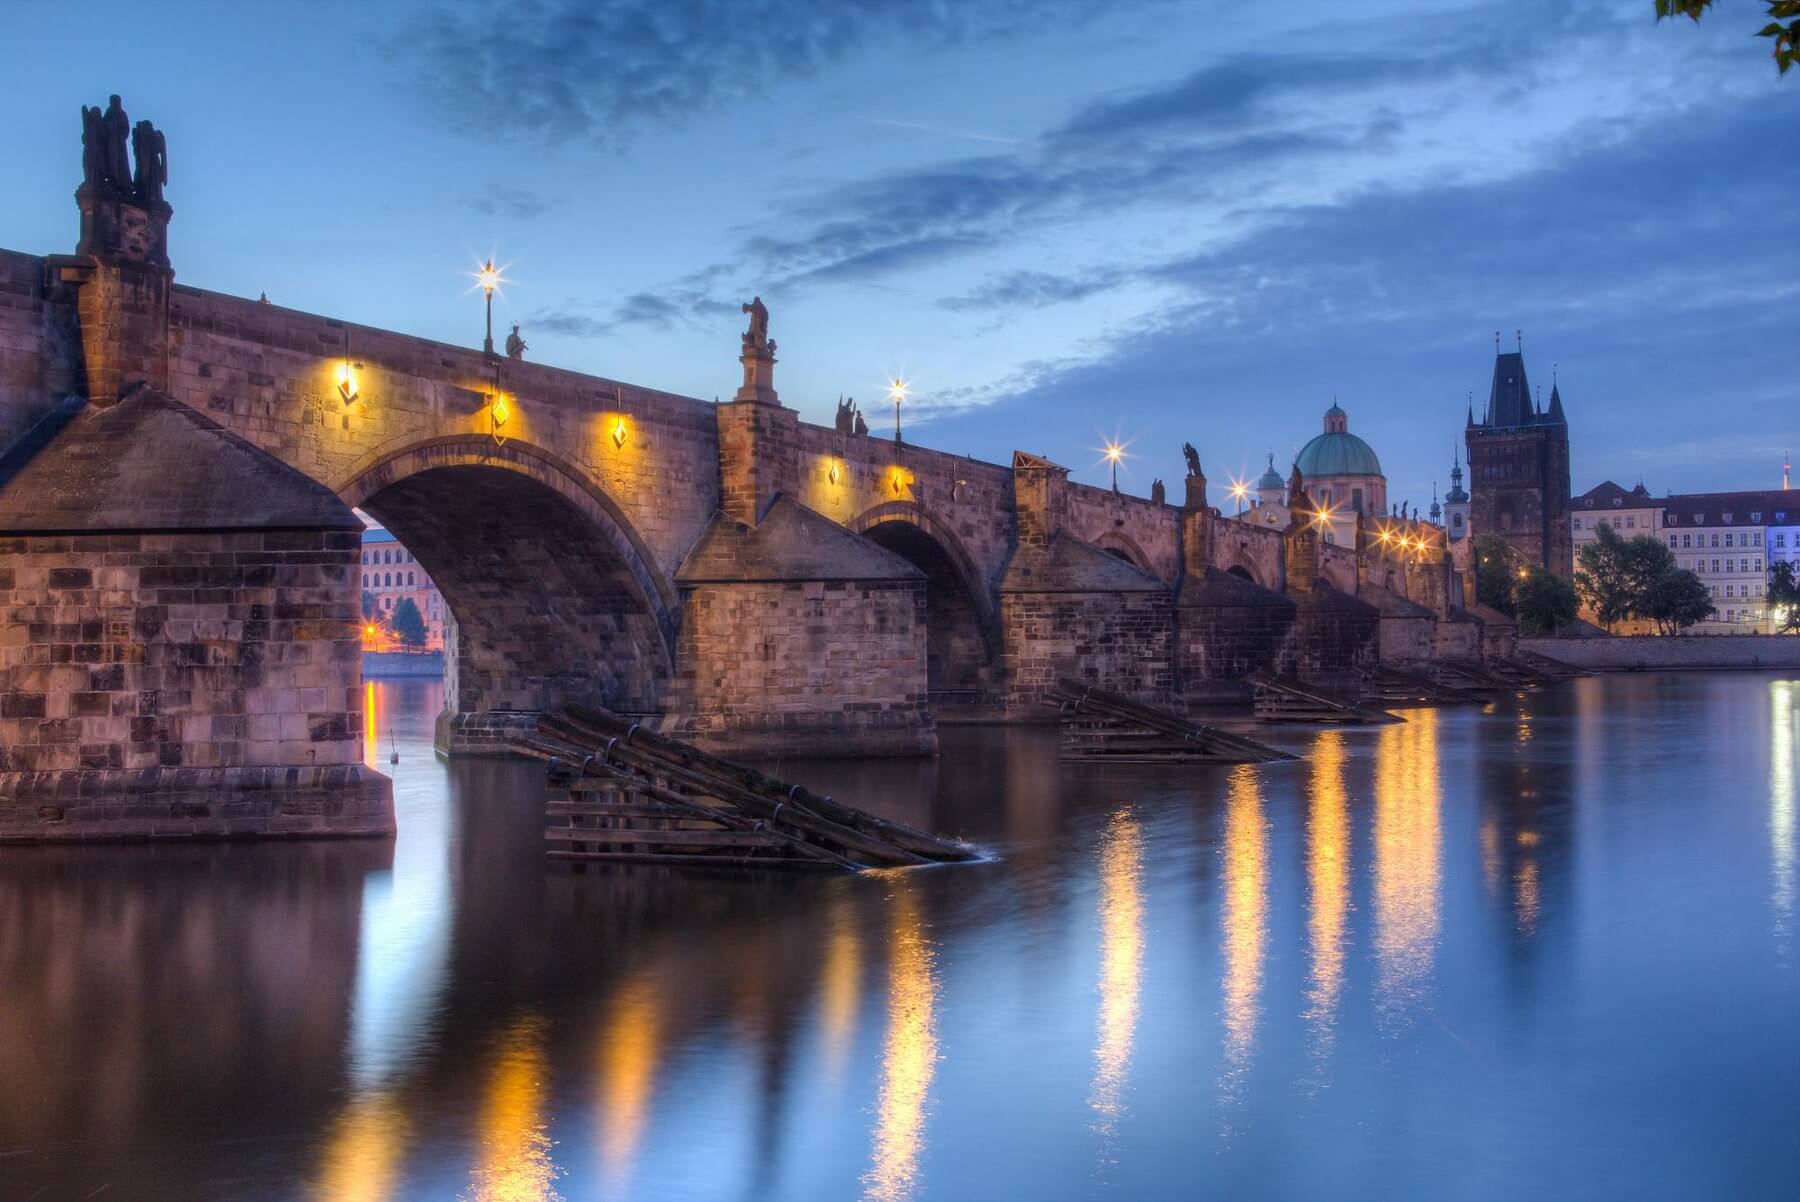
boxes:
[1296,430,1383,478]
[1256,456,1285,490]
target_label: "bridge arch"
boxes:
[338,436,676,728]
[850,501,1000,699]
[1093,530,1153,574]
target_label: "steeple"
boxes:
[1429,481,1441,522]
[1484,346,1532,428]
[1546,379,1566,425]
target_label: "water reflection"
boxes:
[820,890,864,1082]
[315,1089,410,1202]
[464,1016,562,1202]
[597,974,662,1190]
[1773,681,1797,943]
[1373,709,1442,1025]
[1089,810,1145,1139]
[1220,766,1268,1100]
[1305,732,1350,1064]
[863,878,939,1202]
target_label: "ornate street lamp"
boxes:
[888,377,909,444]
[1229,479,1249,516]
[1105,441,1125,492]
[473,257,507,356]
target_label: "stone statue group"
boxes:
[834,395,869,436]
[81,95,165,207]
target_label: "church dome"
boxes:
[1257,462,1285,490]
[1295,404,1383,479]
[1296,432,1382,478]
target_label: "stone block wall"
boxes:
[1064,481,1181,582]
[669,579,935,757]
[1001,591,1175,712]
[1377,614,1435,663]
[1433,615,1482,660]
[0,250,79,452]
[1278,589,1381,680]
[0,529,391,840]
[1175,574,1296,688]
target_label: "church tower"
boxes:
[1464,342,1572,576]
[1443,446,1471,542]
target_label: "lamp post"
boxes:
[1105,442,1124,492]
[476,258,503,356]
[1229,480,1248,517]
[889,377,908,445]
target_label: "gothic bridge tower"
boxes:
[1464,343,1572,577]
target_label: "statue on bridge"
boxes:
[741,296,772,354]
[131,120,167,207]
[1150,478,1165,506]
[835,394,866,434]
[505,323,527,360]
[1182,442,1202,479]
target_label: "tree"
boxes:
[1770,560,1800,632]
[1515,569,1580,635]
[1473,534,1518,615]
[1644,568,1715,634]
[391,597,428,648]
[1657,1,1800,75]
[1575,523,1635,630]
[362,589,378,619]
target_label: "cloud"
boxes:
[530,289,738,340]
[471,186,550,220]
[387,0,1156,147]
[930,95,1800,496]
[937,267,1127,312]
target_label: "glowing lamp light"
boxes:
[828,459,841,486]
[475,258,504,297]
[611,415,628,450]
[336,360,360,404]
[490,392,512,446]
[889,465,909,496]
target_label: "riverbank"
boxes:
[1522,633,1800,671]
[363,650,444,678]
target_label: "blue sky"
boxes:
[4,0,1796,506]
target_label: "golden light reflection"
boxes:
[314,1090,409,1202]
[1514,859,1541,937]
[463,1016,562,1202]
[363,678,378,769]
[1479,819,1500,894]
[610,415,628,450]
[863,880,938,1202]
[596,976,661,1189]
[1220,766,1268,1095]
[1373,708,1442,1026]
[1304,732,1349,1056]
[887,465,913,498]
[1089,810,1144,1136]
[820,900,862,1081]
[1773,681,1796,938]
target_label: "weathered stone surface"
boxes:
[1177,567,1297,688]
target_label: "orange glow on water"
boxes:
[863,881,937,1202]
[314,1089,409,1202]
[464,1016,561,1202]
[1305,732,1349,1053]
[1089,809,1144,1136]
[1221,765,1268,1092]
[596,976,660,1189]
[363,679,378,769]
[1373,708,1442,1026]
[820,897,862,1081]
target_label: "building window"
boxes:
[1711,534,1720,547]
[1682,534,1691,548]
[1667,535,1676,547]
[1752,512,1762,522]
[1573,518,1582,530]
[1453,514,1463,530]
[1352,488,1364,513]
[1626,516,1636,528]
[407,571,415,586]
[1755,559,1762,572]
[1727,585,1736,598]
[1712,559,1721,573]
[1779,533,1788,548]
[1724,513,1734,523]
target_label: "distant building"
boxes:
[1569,480,1800,633]
[359,523,446,650]
[1238,453,1289,528]
[1292,402,1386,546]
[1466,348,1572,577]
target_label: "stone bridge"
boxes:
[0,103,1506,840]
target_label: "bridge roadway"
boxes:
[0,103,1510,840]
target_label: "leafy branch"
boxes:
[1657,0,1800,74]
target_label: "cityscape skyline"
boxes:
[1,1,1795,509]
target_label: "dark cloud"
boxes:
[937,268,1126,312]
[531,289,736,340]
[471,186,550,220]
[388,0,1157,147]
[929,98,1800,497]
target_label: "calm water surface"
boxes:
[2,673,1798,1201]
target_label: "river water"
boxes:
[1,673,1797,1201]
